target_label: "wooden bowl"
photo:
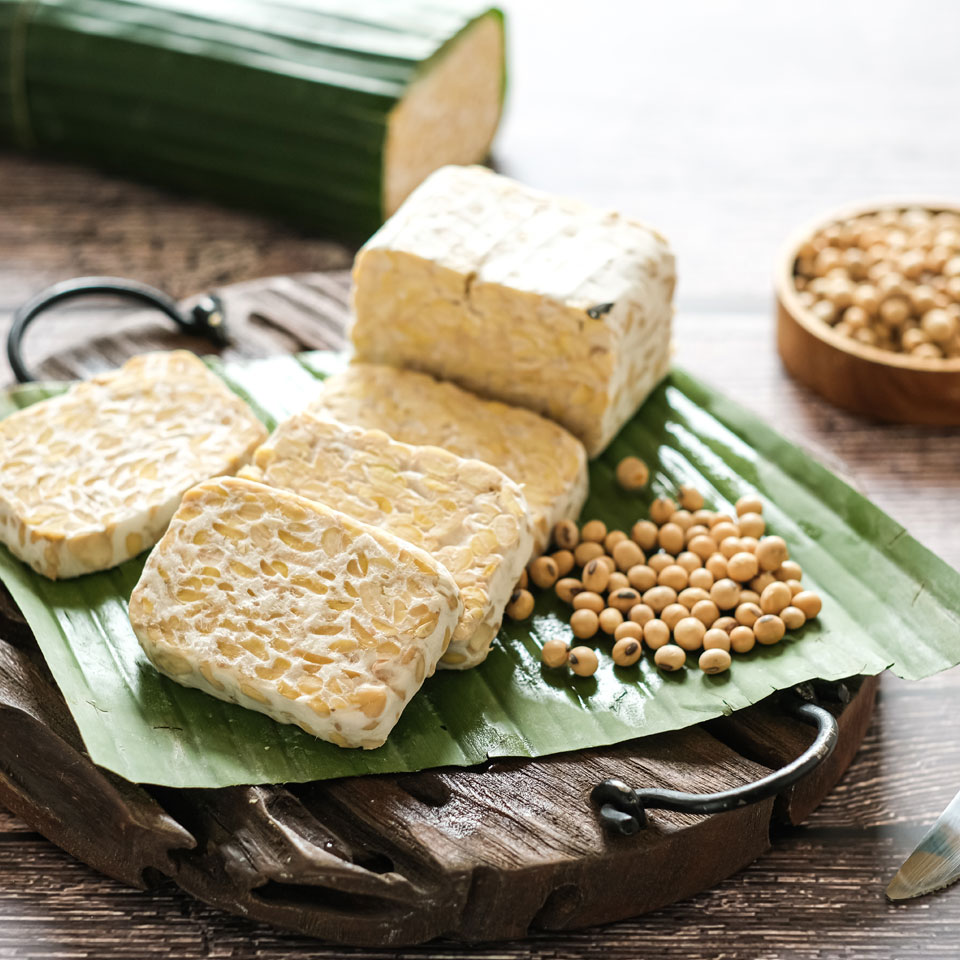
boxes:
[776,199,960,424]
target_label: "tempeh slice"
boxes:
[0,351,267,579]
[241,412,534,668]
[129,477,462,749]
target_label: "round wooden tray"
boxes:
[0,272,879,946]
[776,199,960,424]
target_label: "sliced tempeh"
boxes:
[308,363,588,554]
[0,351,267,579]
[129,476,462,749]
[240,413,534,669]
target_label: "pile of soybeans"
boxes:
[506,479,822,679]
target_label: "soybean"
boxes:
[775,560,803,582]
[648,553,675,574]
[642,585,678,613]
[553,519,580,550]
[658,522,686,556]
[678,485,705,511]
[506,589,535,620]
[754,614,786,645]
[644,618,671,650]
[555,577,583,604]
[674,616,707,651]
[541,639,570,668]
[699,648,732,674]
[661,602,689,631]
[760,581,793,615]
[730,625,756,653]
[677,586,711,609]
[735,495,764,516]
[727,551,759,582]
[631,520,659,552]
[582,558,611,593]
[688,567,715,591]
[629,603,656,626]
[689,599,719,628]
[571,608,600,639]
[793,591,823,618]
[756,535,789,572]
[781,605,807,630]
[658,563,689,591]
[649,497,677,525]
[710,578,741,611]
[703,628,732,651]
[569,646,600,677]
[573,591,605,614]
[738,512,765,538]
[735,602,763,627]
[654,644,687,671]
[581,519,607,543]
[574,541,605,566]
[616,456,650,490]
[612,636,644,667]
[598,607,624,634]
[607,571,630,593]
[705,553,729,579]
[608,587,642,613]
[614,620,643,642]
[613,539,645,571]
[628,564,657,591]
[529,555,559,589]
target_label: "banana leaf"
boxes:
[1,352,958,789]
[0,0,506,239]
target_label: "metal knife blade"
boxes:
[887,789,960,900]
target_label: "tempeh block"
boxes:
[350,164,676,456]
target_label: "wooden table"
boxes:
[2,1,960,955]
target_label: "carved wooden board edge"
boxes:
[0,602,876,946]
[0,271,879,944]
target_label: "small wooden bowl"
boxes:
[776,199,960,424]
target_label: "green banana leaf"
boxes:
[0,0,506,239]
[1,353,958,789]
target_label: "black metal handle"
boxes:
[591,687,840,836]
[7,276,228,383]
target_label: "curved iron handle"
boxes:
[8,276,228,383]
[591,688,840,836]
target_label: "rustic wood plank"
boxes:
[4,766,960,960]
[0,674,955,958]
[0,635,195,887]
[0,809,29,833]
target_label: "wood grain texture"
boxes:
[777,294,960,426]
[2,0,960,953]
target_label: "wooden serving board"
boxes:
[0,272,879,946]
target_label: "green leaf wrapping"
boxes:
[1,352,958,789]
[0,0,506,238]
